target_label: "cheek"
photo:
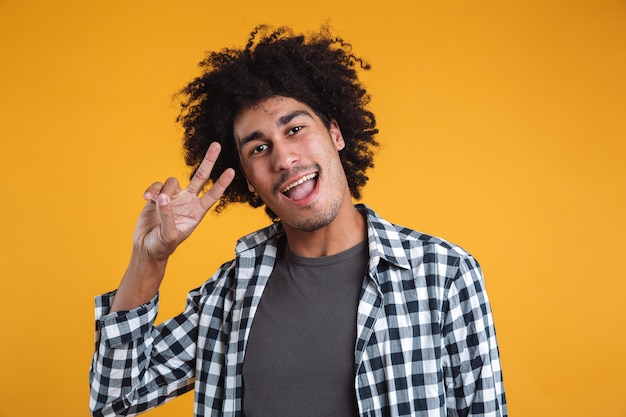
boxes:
[242,165,271,196]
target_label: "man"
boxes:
[89,26,507,417]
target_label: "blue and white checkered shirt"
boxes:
[90,205,507,416]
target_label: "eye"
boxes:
[251,143,269,155]
[288,126,303,136]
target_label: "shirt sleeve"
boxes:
[89,289,200,417]
[442,254,508,417]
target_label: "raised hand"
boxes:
[111,142,234,312]
[134,142,235,262]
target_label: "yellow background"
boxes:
[1,0,625,416]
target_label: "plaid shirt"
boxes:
[90,205,507,417]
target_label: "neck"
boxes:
[283,204,367,258]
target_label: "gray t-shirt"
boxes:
[242,238,368,417]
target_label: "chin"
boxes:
[281,200,342,232]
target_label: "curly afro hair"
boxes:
[176,25,379,218]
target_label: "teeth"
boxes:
[282,173,317,193]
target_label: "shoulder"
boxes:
[196,223,285,296]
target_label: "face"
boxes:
[234,96,350,232]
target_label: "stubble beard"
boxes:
[273,160,346,232]
[284,198,342,232]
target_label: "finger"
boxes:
[143,182,164,201]
[160,177,183,197]
[155,193,178,250]
[187,142,222,195]
[199,167,235,210]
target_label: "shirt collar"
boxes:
[357,204,412,271]
[234,221,284,255]
[235,204,411,270]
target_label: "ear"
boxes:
[329,119,345,151]
[247,178,256,193]
[237,156,256,193]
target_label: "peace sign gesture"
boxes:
[135,142,235,262]
[111,142,234,312]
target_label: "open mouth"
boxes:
[281,173,318,200]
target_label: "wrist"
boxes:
[110,251,168,313]
[129,247,169,270]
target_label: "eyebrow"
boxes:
[238,110,314,151]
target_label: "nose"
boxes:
[271,139,299,171]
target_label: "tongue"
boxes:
[284,178,316,200]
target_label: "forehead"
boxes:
[233,96,313,138]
